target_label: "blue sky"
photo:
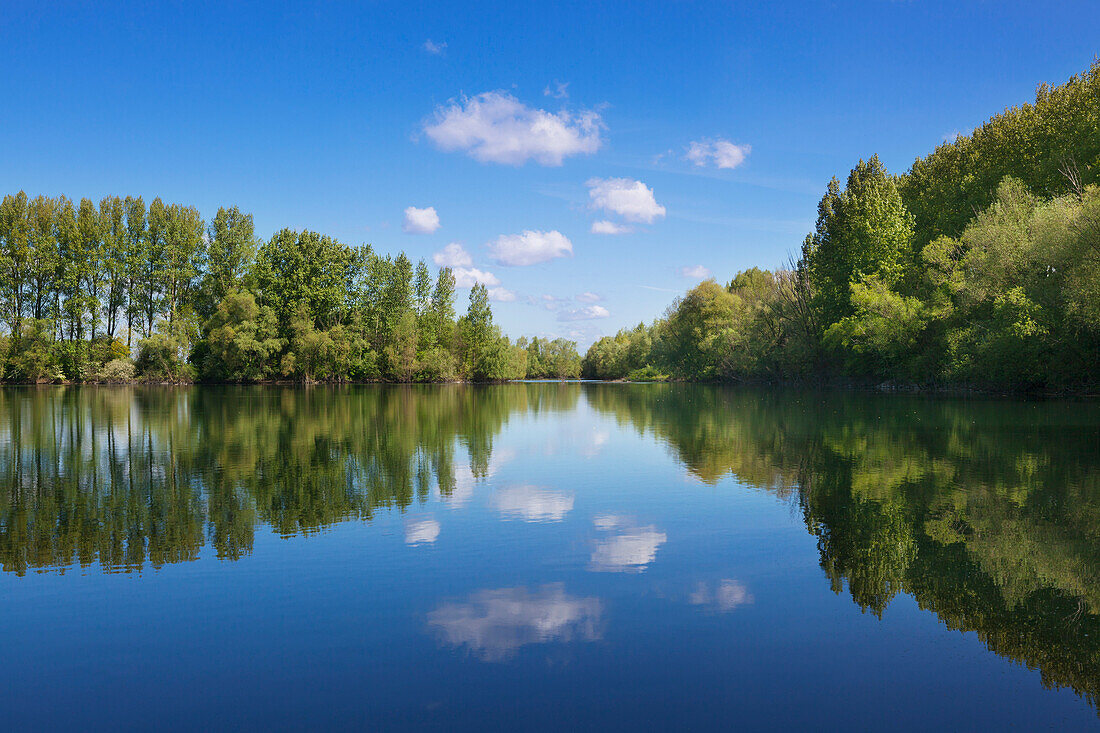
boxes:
[2,1,1098,345]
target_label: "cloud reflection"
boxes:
[405,518,441,545]
[436,448,517,507]
[427,584,602,661]
[590,514,667,572]
[689,579,753,612]
[492,485,574,522]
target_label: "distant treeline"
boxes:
[0,195,581,382]
[584,60,1100,392]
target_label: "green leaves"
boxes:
[805,156,915,330]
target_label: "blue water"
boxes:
[1,385,1097,730]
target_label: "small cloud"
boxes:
[587,178,666,224]
[405,518,441,545]
[423,91,602,166]
[403,206,440,234]
[488,287,516,302]
[652,148,675,164]
[685,139,751,169]
[488,230,573,266]
[540,294,568,311]
[543,80,569,99]
[433,242,473,268]
[590,220,632,235]
[423,39,447,55]
[558,305,610,322]
[453,267,500,288]
[575,292,602,303]
[680,265,711,279]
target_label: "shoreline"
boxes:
[3,377,1096,398]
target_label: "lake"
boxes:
[1,384,1098,730]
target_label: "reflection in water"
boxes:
[590,515,667,572]
[405,518,441,545]
[441,448,518,508]
[492,485,574,523]
[690,580,754,612]
[3,384,1100,708]
[427,584,603,661]
[0,384,578,574]
[586,384,1100,708]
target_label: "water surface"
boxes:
[2,384,1098,729]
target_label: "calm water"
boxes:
[2,384,1099,730]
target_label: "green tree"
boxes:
[203,289,281,381]
[803,155,915,329]
[99,196,128,340]
[202,206,257,319]
[123,196,147,347]
[0,191,31,334]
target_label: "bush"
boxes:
[137,326,196,382]
[414,347,457,382]
[97,358,136,383]
[625,365,669,382]
[5,319,59,382]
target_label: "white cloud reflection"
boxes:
[427,584,602,661]
[435,449,517,507]
[689,579,754,612]
[405,518,441,545]
[492,485,574,523]
[590,514,667,572]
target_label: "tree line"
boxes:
[0,195,581,382]
[583,60,1100,392]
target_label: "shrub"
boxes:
[98,358,136,383]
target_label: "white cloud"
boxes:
[423,91,602,166]
[492,485,574,523]
[537,294,568,311]
[680,265,711,279]
[544,80,569,99]
[685,138,751,169]
[453,267,500,288]
[587,178,666,224]
[590,220,632,235]
[423,39,447,55]
[488,230,573,266]
[403,206,440,234]
[576,292,602,303]
[427,584,602,661]
[488,287,516,303]
[433,242,472,268]
[590,515,667,572]
[689,579,753,612]
[557,305,609,322]
[405,518,441,545]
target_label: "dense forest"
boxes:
[583,60,1100,392]
[0,195,581,383]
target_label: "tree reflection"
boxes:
[3,383,1100,708]
[0,383,580,574]
[586,384,1100,707]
